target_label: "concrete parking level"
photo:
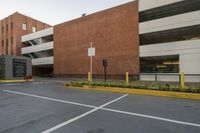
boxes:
[0,78,200,133]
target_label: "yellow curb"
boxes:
[65,85,200,100]
[0,79,33,83]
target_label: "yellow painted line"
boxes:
[65,85,200,100]
[0,79,33,83]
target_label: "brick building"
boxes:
[20,0,200,82]
[0,12,51,56]
[53,1,139,78]
[21,1,139,79]
[22,1,139,78]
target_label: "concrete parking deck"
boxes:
[0,78,200,133]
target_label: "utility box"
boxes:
[0,55,32,80]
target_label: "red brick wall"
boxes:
[0,12,51,55]
[54,1,139,78]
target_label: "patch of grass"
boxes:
[68,81,200,93]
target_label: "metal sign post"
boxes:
[90,42,93,81]
[103,59,108,82]
[88,42,95,81]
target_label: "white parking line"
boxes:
[1,83,21,86]
[3,90,96,108]
[3,89,200,131]
[41,94,128,133]
[102,108,200,127]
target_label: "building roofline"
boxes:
[54,0,138,26]
[0,11,52,27]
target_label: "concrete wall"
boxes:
[180,53,200,74]
[22,27,53,42]
[22,41,53,54]
[32,57,53,66]
[53,1,139,78]
[0,55,32,80]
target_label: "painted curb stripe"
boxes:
[0,79,33,83]
[65,85,200,100]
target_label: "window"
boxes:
[11,37,13,45]
[2,26,4,33]
[6,24,8,32]
[32,27,36,32]
[2,40,4,47]
[6,39,8,54]
[1,40,3,54]
[22,23,27,30]
[11,22,13,30]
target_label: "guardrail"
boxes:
[139,73,200,83]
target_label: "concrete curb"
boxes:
[64,85,200,100]
[0,79,33,83]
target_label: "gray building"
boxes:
[139,0,200,82]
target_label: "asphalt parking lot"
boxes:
[0,78,200,133]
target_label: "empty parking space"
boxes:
[2,82,123,107]
[0,87,91,133]
[0,79,200,133]
[54,110,200,133]
[106,94,200,124]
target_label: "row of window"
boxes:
[1,23,13,33]
[1,23,36,33]
[22,23,36,32]
[1,38,13,47]
[0,42,13,55]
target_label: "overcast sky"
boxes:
[0,0,132,25]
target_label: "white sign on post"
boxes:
[88,42,95,82]
[88,48,95,57]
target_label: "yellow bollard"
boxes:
[126,72,129,84]
[180,72,185,91]
[88,72,91,82]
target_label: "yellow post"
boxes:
[88,72,91,82]
[180,72,185,91]
[126,72,129,84]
